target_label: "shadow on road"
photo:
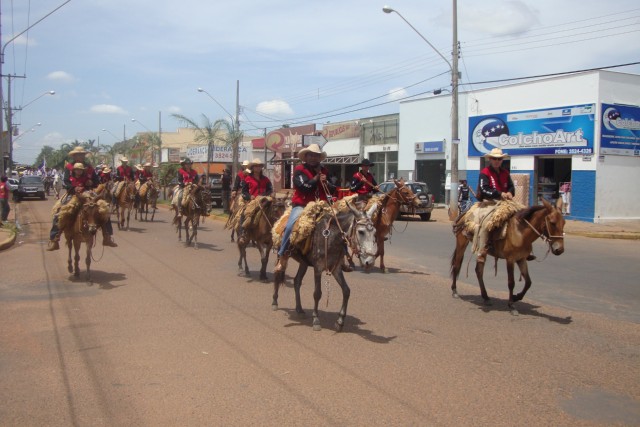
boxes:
[71,270,127,290]
[456,293,573,324]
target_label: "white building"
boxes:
[399,70,640,223]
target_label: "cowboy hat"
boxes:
[241,160,250,167]
[298,143,327,161]
[249,158,264,167]
[68,146,87,156]
[359,158,374,167]
[102,167,112,174]
[136,164,144,171]
[143,162,152,167]
[72,162,85,170]
[180,158,193,165]
[484,147,509,159]
[120,157,129,162]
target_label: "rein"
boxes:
[522,212,565,260]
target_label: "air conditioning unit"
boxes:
[414,143,423,152]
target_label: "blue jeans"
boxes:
[278,205,304,256]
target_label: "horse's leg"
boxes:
[378,238,386,273]
[311,268,323,331]
[125,205,131,230]
[474,260,491,305]
[237,239,246,271]
[67,238,73,274]
[272,258,292,311]
[73,239,81,277]
[293,263,308,317]
[512,259,532,310]
[450,232,470,298]
[259,242,271,282]
[193,219,198,249]
[331,268,351,332]
[85,236,93,281]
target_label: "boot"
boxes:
[274,255,289,273]
[477,247,488,263]
[46,239,60,251]
[341,255,354,272]
[102,230,118,247]
[526,253,536,261]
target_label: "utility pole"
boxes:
[449,0,460,210]
[232,80,240,180]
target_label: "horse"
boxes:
[94,181,113,204]
[114,181,135,230]
[63,192,110,280]
[135,181,159,222]
[235,195,288,281]
[53,174,63,200]
[367,179,421,272]
[450,198,566,315]
[43,175,53,196]
[227,194,244,242]
[172,184,211,248]
[272,201,378,332]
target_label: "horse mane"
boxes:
[515,204,546,221]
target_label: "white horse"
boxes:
[53,174,63,199]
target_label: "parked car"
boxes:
[206,173,223,208]
[14,175,46,201]
[6,177,19,192]
[377,180,434,221]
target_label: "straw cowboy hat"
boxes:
[249,158,264,167]
[68,146,87,156]
[484,148,509,159]
[359,159,374,167]
[298,143,327,161]
[72,162,85,170]
[135,164,143,171]
[241,160,250,167]
[120,156,129,162]
[143,162,152,167]
[102,167,112,174]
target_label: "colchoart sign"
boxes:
[468,104,595,156]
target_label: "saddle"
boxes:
[272,201,334,255]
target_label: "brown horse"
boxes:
[368,179,421,272]
[135,181,159,222]
[235,195,288,281]
[94,181,113,203]
[172,185,211,248]
[114,181,135,230]
[63,193,109,280]
[450,198,565,315]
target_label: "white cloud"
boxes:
[256,100,294,117]
[90,104,128,115]
[387,88,408,101]
[47,71,74,83]
[460,0,539,36]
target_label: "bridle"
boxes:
[522,208,565,256]
[322,210,376,273]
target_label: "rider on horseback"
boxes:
[46,152,118,251]
[275,144,337,273]
[112,157,135,206]
[99,167,112,184]
[173,158,199,215]
[135,162,154,208]
[237,158,273,239]
[350,158,378,201]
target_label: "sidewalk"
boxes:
[429,206,640,240]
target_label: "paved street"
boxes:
[1,198,639,426]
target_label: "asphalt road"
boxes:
[0,198,639,426]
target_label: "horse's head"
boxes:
[392,179,420,208]
[79,195,101,236]
[268,195,288,223]
[541,198,565,255]
[346,200,378,269]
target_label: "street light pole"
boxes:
[383,3,460,212]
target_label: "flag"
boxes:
[40,157,47,175]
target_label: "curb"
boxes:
[565,231,640,240]
[0,228,17,251]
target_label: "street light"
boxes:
[21,91,55,109]
[383,3,460,212]
[197,82,241,181]
[13,123,42,142]
[102,128,119,141]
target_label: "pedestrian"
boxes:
[457,179,475,214]
[221,167,232,214]
[0,176,10,223]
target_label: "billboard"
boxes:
[468,104,595,157]
[186,144,249,162]
[600,103,640,156]
[265,124,316,153]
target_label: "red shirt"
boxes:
[0,182,8,200]
[99,172,111,183]
[178,168,198,185]
[243,174,272,197]
[136,169,153,181]
[66,162,95,178]
[291,164,333,206]
[70,173,93,189]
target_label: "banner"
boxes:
[186,144,249,163]
[468,104,595,156]
[321,122,360,140]
[265,124,316,153]
[600,103,640,156]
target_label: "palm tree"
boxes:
[171,113,238,185]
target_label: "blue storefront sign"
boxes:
[417,141,444,153]
[468,104,595,157]
[600,103,640,156]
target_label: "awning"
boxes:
[322,138,360,164]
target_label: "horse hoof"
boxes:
[452,291,459,299]
[335,322,344,332]
[271,304,278,311]
[510,309,520,316]
[313,323,322,331]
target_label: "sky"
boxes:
[2,0,639,164]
